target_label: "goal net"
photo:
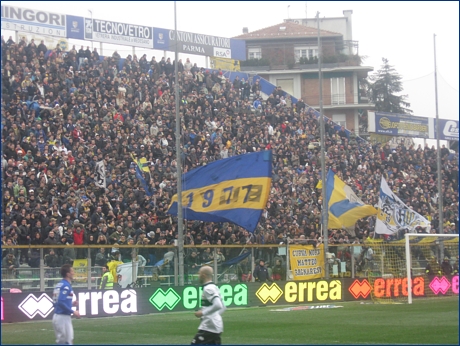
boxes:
[363,234,458,304]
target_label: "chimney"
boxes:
[243,27,248,34]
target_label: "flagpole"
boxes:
[317,12,329,279]
[433,34,444,235]
[174,1,185,286]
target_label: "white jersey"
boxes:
[198,282,226,334]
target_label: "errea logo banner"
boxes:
[18,294,54,319]
[255,280,342,305]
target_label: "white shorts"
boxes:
[52,314,74,344]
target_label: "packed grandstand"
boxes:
[1,36,458,269]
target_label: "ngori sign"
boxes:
[85,18,153,48]
[1,5,66,37]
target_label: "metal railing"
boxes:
[1,243,373,292]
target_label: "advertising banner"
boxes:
[66,15,84,40]
[210,57,241,71]
[344,276,459,301]
[289,244,324,280]
[84,18,153,48]
[73,259,88,283]
[2,277,457,323]
[436,118,459,141]
[1,5,67,37]
[153,27,246,60]
[368,112,432,138]
[1,283,248,323]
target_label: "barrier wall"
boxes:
[2,276,457,323]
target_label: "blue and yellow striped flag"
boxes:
[167,151,272,233]
[130,154,150,173]
[326,169,377,229]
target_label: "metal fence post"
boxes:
[39,248,45,292]
[213,249,218,283]
[87,247,92,290]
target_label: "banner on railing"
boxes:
[289,244,324,280]
[73,259,88,283]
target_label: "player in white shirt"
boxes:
[192,266,226,345]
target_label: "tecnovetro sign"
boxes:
[84,18,153,49]
[1,5,67,37]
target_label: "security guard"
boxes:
[100,265,114,289]
[253,259,272,282]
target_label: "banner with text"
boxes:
[289,244,324,280]
[84,18,153,48]
[153,27,246,60]
[368,112,433,138]
[436,118,459,141]
[1,5,67,37]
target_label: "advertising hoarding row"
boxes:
[1,5,246,60]
[2,275,458,323]
[368,111,459,141]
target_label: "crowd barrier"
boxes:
[1,244,377,292]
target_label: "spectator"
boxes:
[1,43,457,276]
[253,259,271,282]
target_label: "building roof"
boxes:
[234,21,342,40]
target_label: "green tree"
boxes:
[368,58,412,114]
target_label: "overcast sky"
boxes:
[3,1,459,131]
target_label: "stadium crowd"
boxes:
[1,36,458,270]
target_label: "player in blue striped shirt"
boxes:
[52,264,80,344]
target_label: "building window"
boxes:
[332,114,346,127]
[248,47,262,60]
[331,77,346,105]
[294,46,318,62]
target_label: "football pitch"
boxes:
[1,297,458,345]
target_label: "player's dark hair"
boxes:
[61,264,72,278]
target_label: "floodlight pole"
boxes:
[317,12,329,279]
[88,10,93,50]
[174,1,185,286]
[433,34,444,235]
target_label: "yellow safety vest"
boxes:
[100,271,114,289]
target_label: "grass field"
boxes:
[1,297,458,345]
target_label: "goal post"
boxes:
[405,233,459,304]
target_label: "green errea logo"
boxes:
[149,288,181,311]
[149,284,248,311]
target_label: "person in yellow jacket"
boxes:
[106,251,123,284]
[100,265,114,289]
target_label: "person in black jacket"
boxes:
[253,259,271,282]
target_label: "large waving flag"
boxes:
[326,169,377,229]
[131,154,153,196]
[376,177,430,234]
[167,151,272,233]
